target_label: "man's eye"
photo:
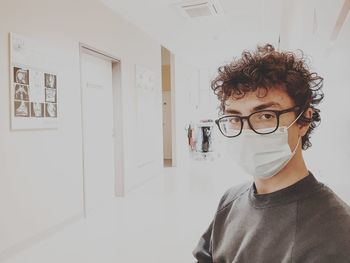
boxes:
[260,114,275,120]
[229,117,240,123]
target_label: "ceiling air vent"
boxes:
[175,0,223,18]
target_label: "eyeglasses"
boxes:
[215,106,301,137]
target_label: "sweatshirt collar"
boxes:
[249,172,323,208]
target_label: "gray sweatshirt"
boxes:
[193,173,350,263]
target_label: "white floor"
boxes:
[3,157,249,263]
[3,154,349,263]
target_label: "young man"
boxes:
[193,44,350,262]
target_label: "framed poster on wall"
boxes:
[135,65,157,167]
[9,33,58,130]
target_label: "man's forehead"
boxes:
[227,89,285,102]
[224,88,293,113]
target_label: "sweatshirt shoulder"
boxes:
[321,185,350,217]
[217,181,252,212]
[295,185,350,260]
[298,183,350,237]
[310,184,350,212]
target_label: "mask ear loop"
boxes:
[291,136,301,154]
[288,109,304,154]
[287,110,304,129]
[279,110,304,132]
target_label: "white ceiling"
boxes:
[100,0,349,69]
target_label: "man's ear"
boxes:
[299,107,313,137]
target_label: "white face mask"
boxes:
[226,112,303,180]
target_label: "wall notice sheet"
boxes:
[10,33,58,130]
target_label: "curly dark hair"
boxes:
[212,44,324,150]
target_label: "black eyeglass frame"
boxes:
[215,106,301,138]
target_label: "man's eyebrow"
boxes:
[224,102,281,115]
[253,102,281,112]
[224,108,242,115]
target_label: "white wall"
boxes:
[172,56,201,170]
[0,0,163,259]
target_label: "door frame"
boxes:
[79,43,125,217]
[170,52,177,167]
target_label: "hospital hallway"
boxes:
[1,0,350,262]
[1,158,250,263]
